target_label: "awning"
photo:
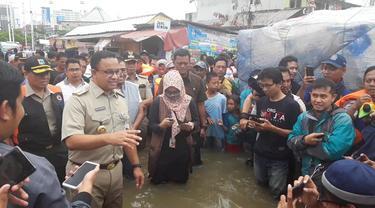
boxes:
[95,38,112,51]
[119,28,189,51]
[120,30,166,42]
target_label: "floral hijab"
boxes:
[161,70,192,148]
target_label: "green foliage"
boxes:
[0,29,31,44]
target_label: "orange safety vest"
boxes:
[13,84,62,145]
[140,64,155,77]
[335,89,368,145]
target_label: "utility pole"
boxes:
[30,0,35,51]
[23,2,28,48]
[10,4,15,43]
[6,4,11,42]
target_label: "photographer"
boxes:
[278,159,375,208]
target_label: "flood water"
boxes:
[123,149,276,208]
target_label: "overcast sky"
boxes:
[2,0,196,24]
[0,0,371,25]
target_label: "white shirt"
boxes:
[292,94,307,112]
[56,78,88,104]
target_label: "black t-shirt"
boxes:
[255,95,300,160]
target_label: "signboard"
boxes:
[187,24,237,57]
[154,19,171,32]
[41,7,51,25]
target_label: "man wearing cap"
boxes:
[288,78,355,176]
[297,54,351,105]
[16,56,68,183]
[278,159,375,208]
[62,51,144,208]
[192,61,208,80]
[125,52,153,101]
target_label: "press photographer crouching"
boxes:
[277,159,375,208]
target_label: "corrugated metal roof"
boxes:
[61,32,126,40]
[251,9,301,26]
[65,14,158,37]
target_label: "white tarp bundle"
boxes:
[237,7,375,90]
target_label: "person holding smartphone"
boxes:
[148,70,199,185]
[0,61,99,207]
[288,78,355,176]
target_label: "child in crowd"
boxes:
[205,72,227,151]
[223,95,241,153]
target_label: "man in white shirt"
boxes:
[56,58,88,103]
[279,67,306,112]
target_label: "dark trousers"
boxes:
[254,153,288,200]
[192,132,203,166]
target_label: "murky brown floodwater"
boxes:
[123,149,276,208]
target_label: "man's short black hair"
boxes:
[364,66,375,80]
[75,55,87,62]
[56,52,67,60]
[47,51,57,59]
[214,56,228,66]
[258,67,283,84]
[312,78,337,95]
[206,72,219,83]
[90,50,117,70]
[35,49,45,57]
[0,61,24,112]
[206,56,215,66]
[173,48,191,61]
[66,58,80,67]
[279,55,298,67]
[278,66,290,74]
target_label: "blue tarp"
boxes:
[237,7,375,90]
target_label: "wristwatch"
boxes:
[132,164,142,169]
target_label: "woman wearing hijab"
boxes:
[148,70,199,184]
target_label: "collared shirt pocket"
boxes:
[90,113,111,134]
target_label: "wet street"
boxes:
[123,149,276,208]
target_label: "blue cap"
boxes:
[322,159,375,205]
[321,54,347,68]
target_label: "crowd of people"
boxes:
[0,46,374,208]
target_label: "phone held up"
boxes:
[62,161,99,190]
[305,65,315,77]
[0,146,36,187]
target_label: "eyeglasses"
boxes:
[258,82,275,89]
[96,69,122,77]
[67,68,81,72]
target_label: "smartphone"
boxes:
[292,182,305,198]
[62,161,99,190]
[249,114,264,123]
[0,146,36,187]
[305,66,314,76]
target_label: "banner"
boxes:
[187,24,237,57]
